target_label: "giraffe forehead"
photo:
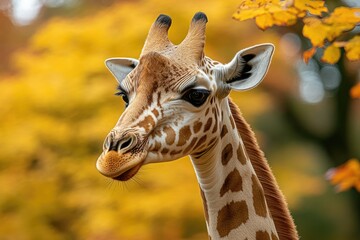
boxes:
[139,53,195,88]
[126,52,217,95]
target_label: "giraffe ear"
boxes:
[105,58,139,83]
[222,44,274,91]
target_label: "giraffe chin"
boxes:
[112,162,143,181]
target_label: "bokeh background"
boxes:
[0,0,359,239]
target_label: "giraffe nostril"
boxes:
[106,131,137,153]
[119,138,132,151]
[104,133,113,151]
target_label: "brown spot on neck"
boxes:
[152,141,161,151]
[220,168,243,197]
[216,200,249,237]
[237,144,247,165]
[220,125,228,138]
[252,174,268,217]
[161,148,169,154]
[170,149,182,155]
[271,232,279,240]
[221,143,233,165]
[256,230,271,240]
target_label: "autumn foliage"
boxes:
[234,0,360,193]
[234,0,360,65]
[351,83,360,99]
[327,159,360,192]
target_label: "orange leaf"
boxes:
[321,44,341,64]
[303,47,316,63]
[350,83,360,99]
[326,159,360,192]
[345,36,360,61]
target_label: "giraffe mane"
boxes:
[228,98,299,240]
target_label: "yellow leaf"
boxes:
[255,13,274,30]
[324,7,360,25]
[267,2,286,13]
[281,0,295,8]
[350,83,360,99]
[302,17,328,46]
[297,11,306,18]
[319,7,360,44]
[233,9,263,21]
[272,10,298,26]
[303,47,316,63]
[345,36,360,61]
[326,159,360,192]
[294,0,328,16]
[326,23,355,42]
[233,0,268,22]
[303,15,354,47]
[234,0,300,29]
[238,0,262,9]
[321,44,341,64]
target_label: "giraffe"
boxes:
[96,12,299,240]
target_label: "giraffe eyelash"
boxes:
[115,85,129,107]
[115,85,127,96]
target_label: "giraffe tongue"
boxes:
[112,163,142,181]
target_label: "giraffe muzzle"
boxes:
[96,130,148,180]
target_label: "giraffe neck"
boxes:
[190,98,278,240]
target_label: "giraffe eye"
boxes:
[182,89,210,107]
[115,88,129,107]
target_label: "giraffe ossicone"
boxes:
[96,12,299,240]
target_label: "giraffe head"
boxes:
[96,12,274,181]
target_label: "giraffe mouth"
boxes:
[112,162,143,181]
[96,150,147,181]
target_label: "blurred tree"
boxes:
[0,0,118,74]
